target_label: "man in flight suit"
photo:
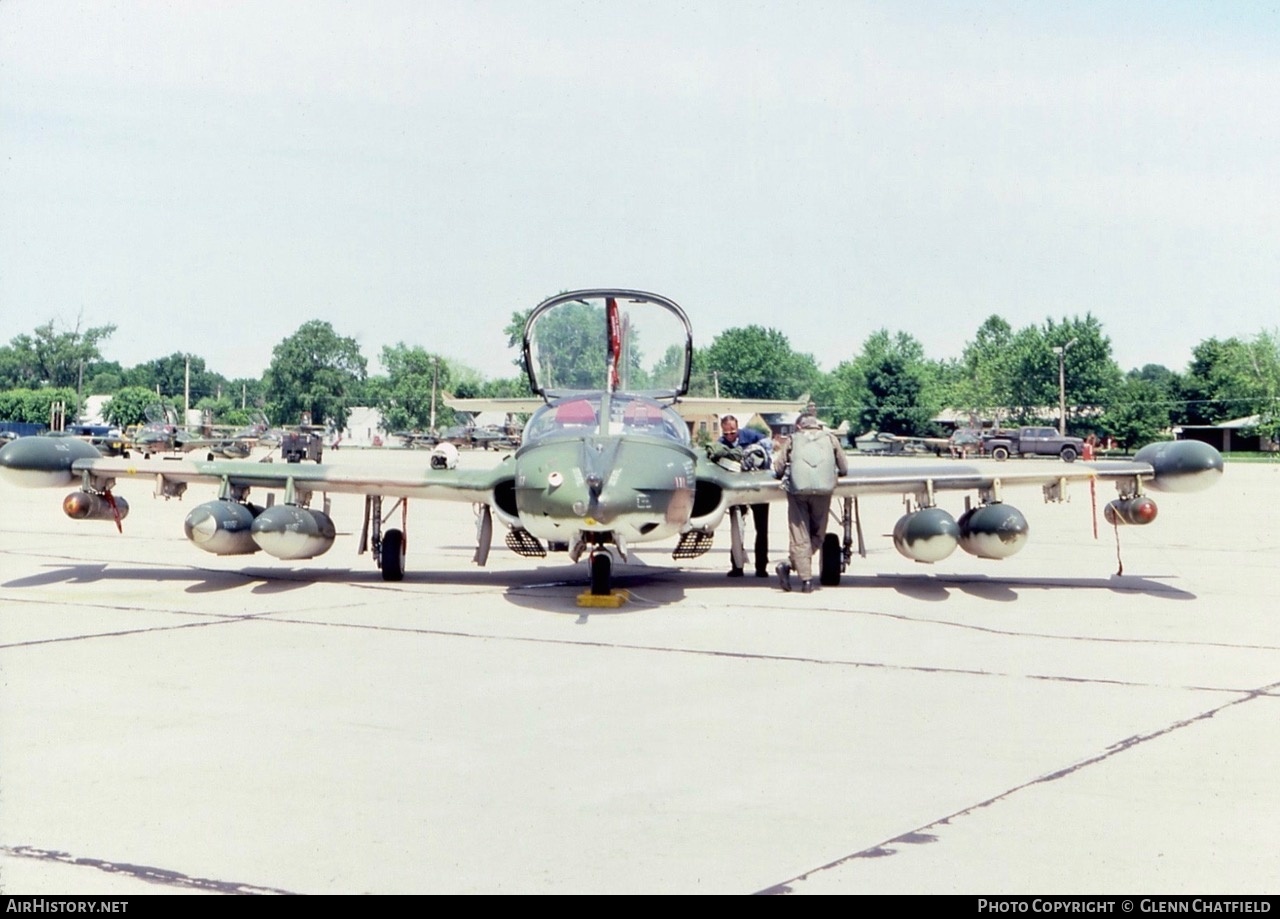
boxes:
[772,404,847,593]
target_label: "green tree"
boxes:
[952,315,1018,423]
[962,314,1121,428]
[0,319,116,390]
[829,330,942,435]
[102,386,170,428]
[698,326,820,400]
[525,300,608,392]
[87,364,125,396]
[504,308,533,375]
[1180,334,1280,431]
[126,353,228,403]
[226,377,267,413]
[0,387,79,424]
[263,321,367,428]
[1100,374,1174,449]
[193,395,258,429]
[373,343,456,432]
[478,375,533,399]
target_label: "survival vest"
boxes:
[786,428,838,495]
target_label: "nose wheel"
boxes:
[589,551,612,595]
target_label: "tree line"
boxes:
[694,316,1279,447]
[2,312,1277,448]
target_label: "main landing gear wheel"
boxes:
[381,528,406,582]
[819,532,842,586]
[589,552,612,596]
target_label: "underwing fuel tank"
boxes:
[184,500,262,555]
[249,505,336,560]
[1104,496,1158,526]
[63,491,129,522]
[957,503,1029,559]
[892,507,960,563]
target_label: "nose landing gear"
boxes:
[589,551,612,596]
[578,546,628,608]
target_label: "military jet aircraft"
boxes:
[0,289,1224,595]
[394,419,521,451]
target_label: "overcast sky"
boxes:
[3,1,1278,385]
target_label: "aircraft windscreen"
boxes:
[522,395,690,446]
[524,291,692,399]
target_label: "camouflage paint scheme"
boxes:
[0,290,1225,593]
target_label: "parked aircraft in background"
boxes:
[0,290,1224,594]
[394,418,522,451]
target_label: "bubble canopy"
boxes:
[522,290,693,401]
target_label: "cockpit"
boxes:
[522,393,690,446]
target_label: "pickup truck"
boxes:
[982,426,1086,462]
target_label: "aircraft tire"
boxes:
[382,528,406,582]
[819,532,842,586]
[590,552,611,596]
[991,446,1009,461]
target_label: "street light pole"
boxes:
[1053,338,1078,436]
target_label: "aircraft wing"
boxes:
[59,454,507,503]
[443,397,541,414]
[697,454,1219,506]
[670,396,812,420]
[445,394,814,421]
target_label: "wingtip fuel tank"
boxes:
[0,436,102,488]
[1136,440,1224,493]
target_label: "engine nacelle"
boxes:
[250,505,336,560]
[63,491,129,522]
[1104,496,1158,526]
[892,507,960,563]
[184,500,262,555]
[431,442,459,469]
[958,503,1029,559]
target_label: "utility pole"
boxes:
[430,357,439,433]
[184,356,190,418]
[1053,338,1078,436]
[712,370,720,398]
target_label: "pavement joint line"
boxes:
[812,604,1280,653]
[755,687,1271,896]
[0,613,311,649]
[0,844,297,895]
[4,601,1268,696]
[231,613,1278,695]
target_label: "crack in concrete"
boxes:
[755,684,1279,894]
[0,844,298,895]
